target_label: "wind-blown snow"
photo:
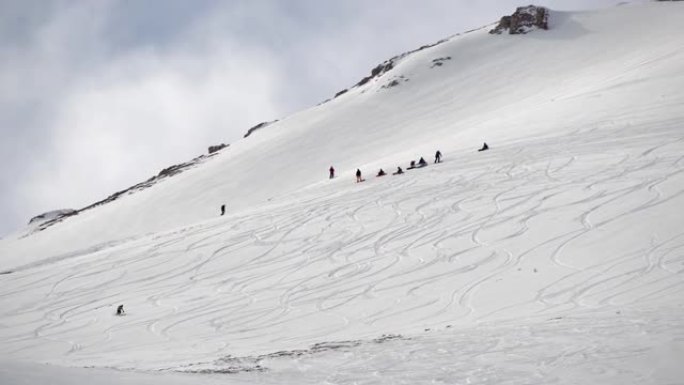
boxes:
[1,3,684,384]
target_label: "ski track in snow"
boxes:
[1,121,683,381]
[2,4,684,382]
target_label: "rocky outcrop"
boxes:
[208,143,228,154]
[323,36,452,101]
[25,152,222,235]
[431,57,452,68]
[355,62,396,87]
[28,209,77,225]
[490,5,549,35]
[243,120,278,138]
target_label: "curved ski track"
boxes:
[1,124,683,370]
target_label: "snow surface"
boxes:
[1,2,684,384]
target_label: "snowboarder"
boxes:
[220,204,226,216]
[356,169,363,183]
[408,160,417,170]
[478,142,489,152]
[434,150,442,163]
[116,304,125,316]
[329,166,335,179]
[377,169,386,177]
[418,157,428,167]
[393,167,404,175]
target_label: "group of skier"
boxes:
[219,144,489,216]
[124,143,490,318]
[334,143,488,183]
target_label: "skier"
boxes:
[418,157,428,167]
[434,150,442,163]
[116,304,125,316]
[329,166,335,179]
[393,167,404,175]
[356,169,363,183]
[220,204,226,216]
[377,169,386,177]
[478,142,489,152]
[408,160,417,170]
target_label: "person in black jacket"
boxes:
[329,166,335,179]
[356,169,363,183]
[220,204,226,216]
[478,142,489,152]
[434,150,442,163]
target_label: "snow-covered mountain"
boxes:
[1,3,684,384]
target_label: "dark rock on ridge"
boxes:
[208,143,228,154]
[243,120,278,138]
[25,152,221,235]
[28,209,77,225]
[490,5,549,35]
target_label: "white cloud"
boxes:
[27,31,282,216]
[2,1,285,232]
[0,0,640,235]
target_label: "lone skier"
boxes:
[329,166,335,179]
[377,169,386,177]
[393,167,404,175]
[116,304,125,316]
[478,142,489,152]
[434,150,442,163]
[356,169,363,183]
[220,204,226,216]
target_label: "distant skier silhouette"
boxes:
[329,166,335,179]
[116,304,125,316]
[434,150,442,163]
[220,204,226,216]
[408,160,417,170]
[418,157,428,167]
[377,169,386,177]
[478,142,489,152]
[356,169,364,183]
[393,167,404,175]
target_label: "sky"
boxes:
[0,0,644,236]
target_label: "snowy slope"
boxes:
[1,3,684,384]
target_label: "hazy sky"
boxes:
[0,0,643,236]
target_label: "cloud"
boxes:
[0,0,640,235]
[1,1,285,234]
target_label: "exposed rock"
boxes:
[243,120,278,138]
[431,56,452,68]
[208,143,228,154]
[381,75,409,89]
[25,153,220,235]
[356,62,395,87]
[320,28,494,104]
[28,209,77,225]
[352,37,450,90]
[181,333,410,374]
[490,5,549,35]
